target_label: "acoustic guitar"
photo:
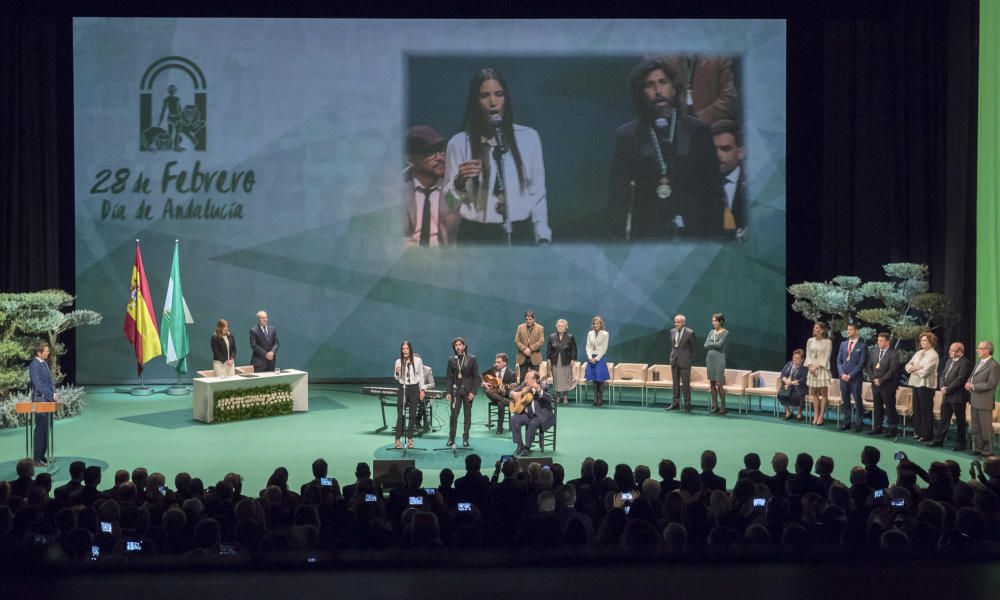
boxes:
[508,386,538,415]
[483,373,509,393]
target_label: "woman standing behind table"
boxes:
[905,331,940,442]
[585,316,610,407]
[210,319,237,377]
[546,318,578,405]
[704,313,729,415]
[779,349,809,420]
[394,340,427,449]
[806,322,832,426]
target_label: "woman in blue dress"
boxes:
[585,315,610,406]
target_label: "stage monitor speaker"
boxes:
[373,459,415,489]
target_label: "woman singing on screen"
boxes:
[394,340,427,449]
[445,67,551,245]
[210,319,237,377]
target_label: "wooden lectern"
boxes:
[15,401,61,465]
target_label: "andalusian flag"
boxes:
[160,241,193,374]
[124,240,162,374]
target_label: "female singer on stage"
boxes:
[547,318,578,404]
[585,316,610,406]
[445,67,551,245]
[210,319,237,377]
[704,313,728,415]
[393,340,427,449]
[905,331,939,442]
[805,322,832,425]
[779,349,808,420]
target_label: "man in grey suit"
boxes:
[666,314,696,412]
[965,340,1000,457]
[249,310,279,372]
[403,125,460,247]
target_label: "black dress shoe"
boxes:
[838,423,851,430]
[927,441,943,447]
[709,407,720,414]
[953,447,967,452]
[885,429,898,437]
[34,458,48,467]
[496,426,504,435]
[447,439,455,447]
[868,429,883,436]
[521,448,532,457]
[684,405,692,413]
[463,439,470,448]
[665,403,680,411]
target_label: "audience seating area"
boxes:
[2,447,999,565]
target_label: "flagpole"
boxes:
[128,238,156,397]
[164,239,191,396]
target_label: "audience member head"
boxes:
[465,453,482,472]
[849,466,867,486]
[613,463,635,491]
[580,457,595,479]
[193,518,221,550]
[743,452,761,472]
[15,458,34,480]
[658,459,677,481]
[537,491,556,513]
[131,467,149,489]
[679,468,700,495]
[634,464,651,486]
[662,522,687,552]
[593,459,609,480]
[355,462,372,479]
[439,468,455,488]
[772,452,789,474]
[556,484,577,509]
[622,519,660,551]
[538,469,554,491]
[312,458,328,479]
[68,460,86,482]
[701,450,718,473]
[794,453,814,475]
[174,472,192,493]
[861,445,881,467]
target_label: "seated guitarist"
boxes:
[482,353,517,435]
[508,370,555,457]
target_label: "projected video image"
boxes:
[405,55,747,246]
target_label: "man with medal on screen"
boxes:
[607,57,725,241]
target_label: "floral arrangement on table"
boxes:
[213,384,293,423]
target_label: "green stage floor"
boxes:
[0,385,973,491]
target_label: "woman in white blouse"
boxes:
[445,67,551,245]
[585,316,610,406]
[393,340,427,449]
[905,331,939,442]
[805,322,833,426]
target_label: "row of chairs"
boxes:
[525,361,1000,446]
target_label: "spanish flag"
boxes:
[124,240,162,374]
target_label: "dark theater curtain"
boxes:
[785,0,979,350]
[0,16,74,293]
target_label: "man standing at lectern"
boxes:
[250,310,279,372]
[29,340,57,466]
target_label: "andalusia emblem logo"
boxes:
[139,56,207,152]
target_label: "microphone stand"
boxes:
[626,180,635,241]
[493,144,511,246]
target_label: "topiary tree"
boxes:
[789,263,959,369]
[0,290,103,400]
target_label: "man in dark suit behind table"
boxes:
[965,341,1000,457]
[666,314,696,412]
[28,340,57,466]
[929,342,972,450]
[249,310,279,372]
[865,331,901,436]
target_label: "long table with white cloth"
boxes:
[192,369,309,423]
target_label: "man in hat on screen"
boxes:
[403,125,461,247]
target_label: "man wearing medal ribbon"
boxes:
[445,337,481,448]
[607,57,725,240]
